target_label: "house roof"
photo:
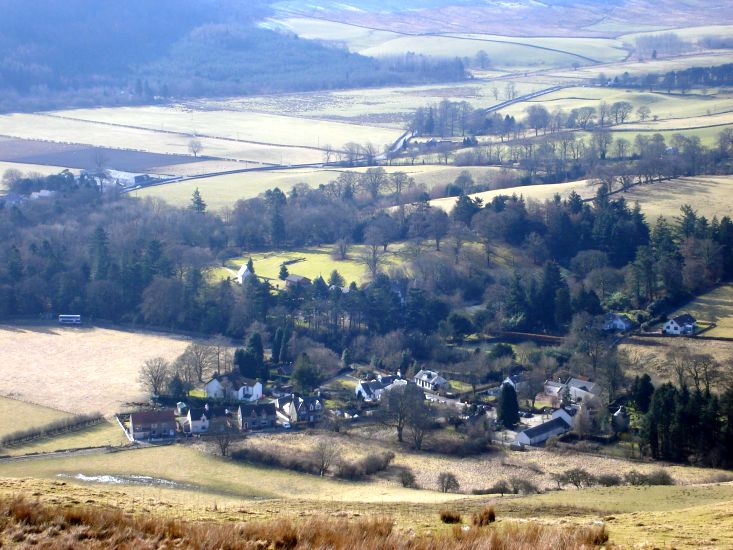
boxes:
[237,264,252,278]
[519,417,570,440]
[286,274,311,284]
[672,313,696,325]
[131,409,175,424]
[188,407,210,422]
[567,378,599,394]
[207,372,259,389]
[414,370,447,385]
[238,403,276,417]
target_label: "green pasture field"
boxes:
[221,244,406,288]
[666,284,733,338]
[0,396,72,439]
[619,24,733,45]
[137,165,505,210]
[3,420,129,456]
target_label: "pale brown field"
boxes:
[620,335,733,385]
[0,324,197,415]
[242,428,723,493]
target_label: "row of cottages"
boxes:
[355,374,406,402]
[516,407,576,446]
[274,394,324,424]
[544,377,600,405]
[204,372,263,402]
[413,369,450,393]
[184,403,277,434]
[663,313,697,335]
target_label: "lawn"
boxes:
[0,324,199,415]
[0,396,72,439]
[222,245,407,288]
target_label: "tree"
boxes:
[632,374,655,413]
[215,419,238,457]
[189,139,203,157]
[328,270,345,288]
[637,105,651,122]
[190,188,207,213]
[179,343,215,383]
[406,397,434,450]
[314,437,338,476]
[380,383,426,442]
[279,264,289,280]
[138,357,170,396]
[498,383,520,428]
[437,472,460,493]
[291,352,322,393]
[475,50,490,69]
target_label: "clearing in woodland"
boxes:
[666,284,733,338]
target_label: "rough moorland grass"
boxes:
[0,396,72,438]
[0,494,612,550]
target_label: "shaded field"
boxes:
[0,397,71,439]
[0,136,201,175]
[0,161,77,179]
[666,284,733,338]
[139,165,504,210]
[0,324,196,415]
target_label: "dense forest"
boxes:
[0,0,466,111]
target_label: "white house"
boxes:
[516,416,570,446]
[236,264,253,285]
[205,373,263,402]
[663,313,697,335]
[355,375,405,402]
[603,313,634,332]
[413,369,449,393]
[566,378,599,403]
[185,407,211,434]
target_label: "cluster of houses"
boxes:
[604,311,698,336]
[128,369,323,442]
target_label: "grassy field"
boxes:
[0,161,74,179]
[666,284,733,338]
[3,420,129,456]
[0,324,198,415]
[138,165,504,209]
[0,396,72,439]
[620,335,733,384]
[221,245,406,287]
[51,106,404,153]
[430,175,733,221]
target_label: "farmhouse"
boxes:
[413,369,449,393]
[130,409,176,441]
[603,313,635,332]
[663,313,697,335]
[204,373,263,402]
[237,402,277,431]
[184,407,211,434]
[543,377,599,405]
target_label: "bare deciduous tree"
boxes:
[138,357,170,396]
[180,343,216,383]
[189,138,203,157]
[313,437,338,476]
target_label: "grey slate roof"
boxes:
[520,417,570,440]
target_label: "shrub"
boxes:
[563,468,595,489]
[439,510,462,524]
[437,472,460,493]
[0,413,104,448]
[645,469,674,486]
[336,461,363,481]
[509,477,539,495]
[471,506,496,527]
[362,452,395,475]
[398,469,416,488]
[472,480,511,496]
[595,474,622,487]
[624,470,646,486]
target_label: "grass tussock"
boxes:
[472,505,496,527]
[440,510,463,524]
[0,495,610,549]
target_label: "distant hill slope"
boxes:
[0,0,465,112]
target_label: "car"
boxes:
[281,422,291,429]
